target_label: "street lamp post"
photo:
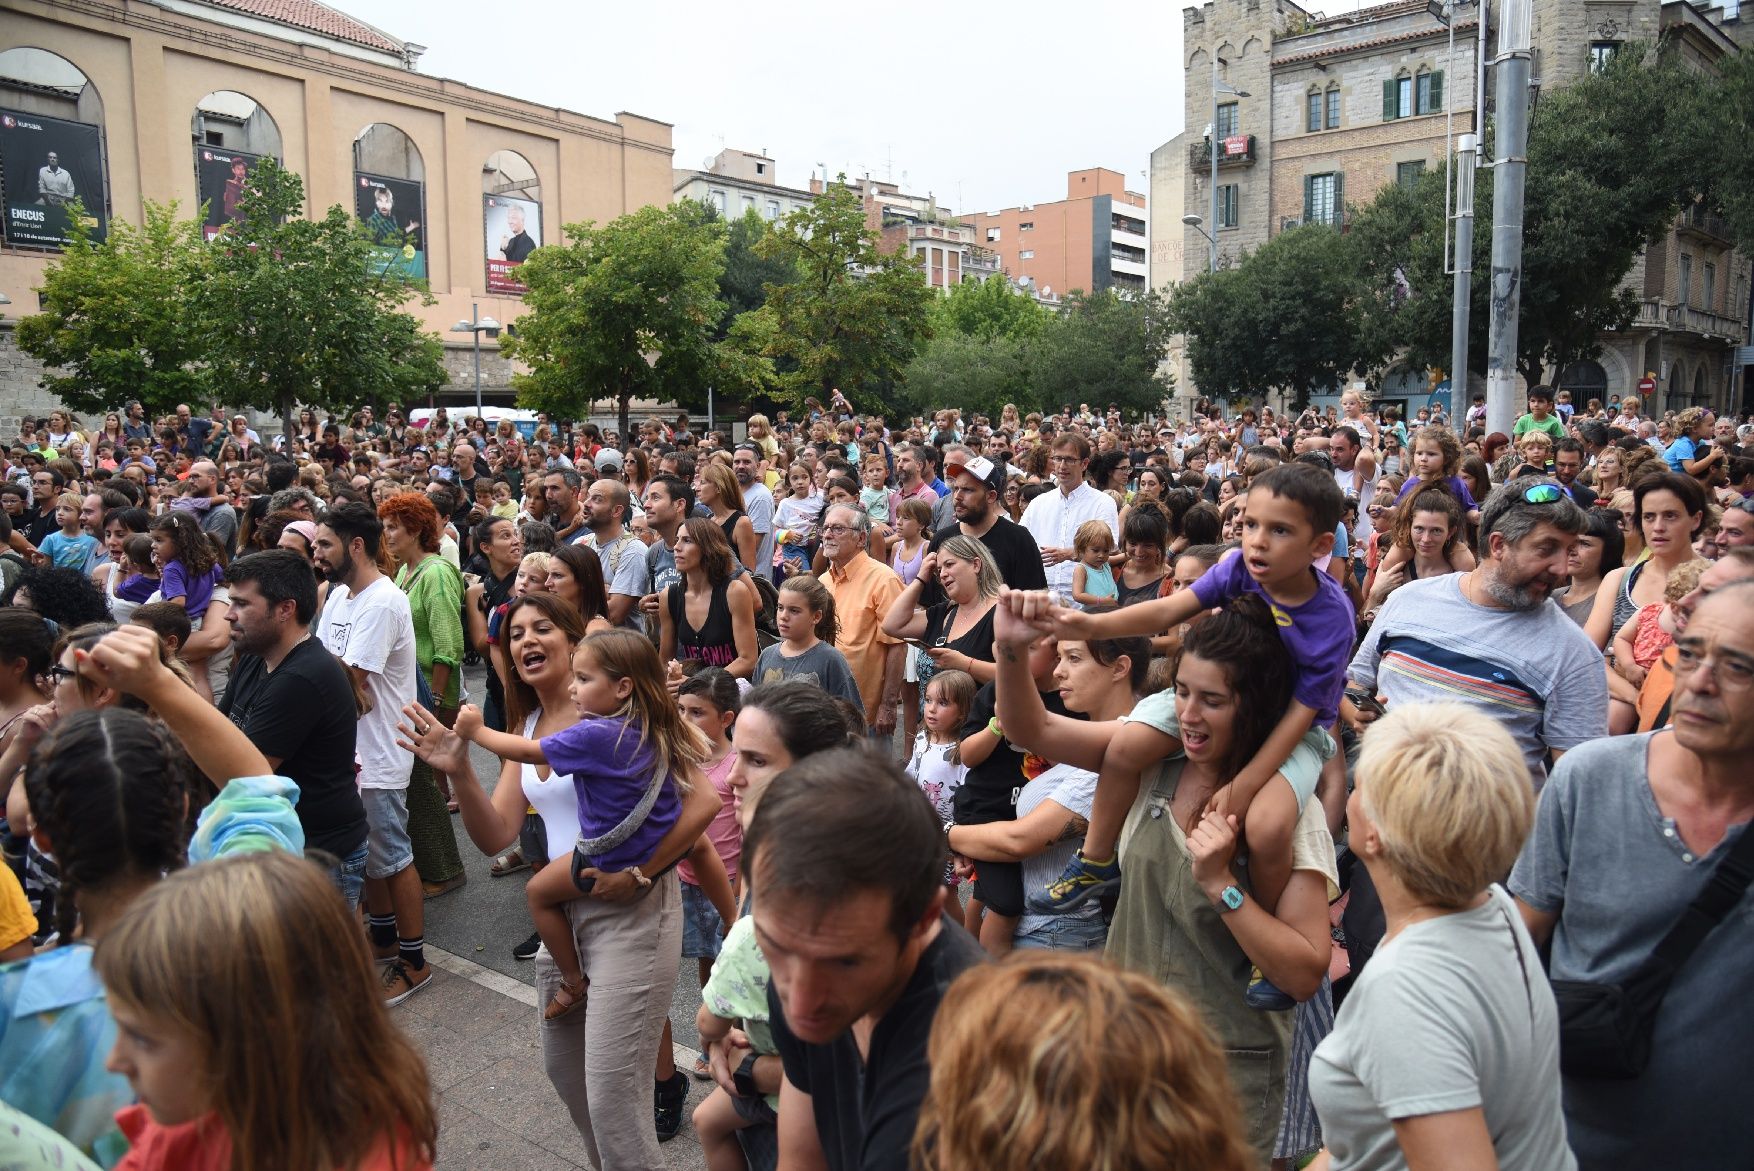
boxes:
[449,302,501,420]
[1208,59,1249,273]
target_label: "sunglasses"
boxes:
[1522,483,1564,505]
[47,665,79,684]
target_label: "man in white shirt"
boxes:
[313,502,430,1006]
[1019,434,1118,596]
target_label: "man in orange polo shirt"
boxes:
[1637,547,1754,730]
[819,503,905,743]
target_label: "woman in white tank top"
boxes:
[401,592,717,1171]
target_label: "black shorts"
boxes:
[518,812,549,868]
[971,859,1024,918]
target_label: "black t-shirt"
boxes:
[477,565,517,711]
[220,636,366,858]
[921,514,1046,608]
[921,601,996,672]
[771,918,985,1171]
[954,681,1075,824]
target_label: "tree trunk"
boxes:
[280,389,296,456]
[617,387,631,444]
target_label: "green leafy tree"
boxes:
[1032,288,1176,417]
[1169,225,1378,408]
[1714,48,1754,252]
[1351,43,1713,385]
[196,158,444,451]
[731,178,935,410]
[933,272,1049,341]
[503,202,729,438]
[15,201,212,418]
[898,332,1033,420]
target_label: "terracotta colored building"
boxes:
[968,168,1149,300]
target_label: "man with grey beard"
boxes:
[1348,476,1606,789]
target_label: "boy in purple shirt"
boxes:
[1009,463,1353,1004]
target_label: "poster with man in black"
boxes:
[0,108,108,248]
[196,146,269,239]
[354,171,427,279]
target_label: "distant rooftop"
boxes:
[196,0,403,54]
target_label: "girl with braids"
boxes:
[0,624,301,1165]
[93,852,435,1171]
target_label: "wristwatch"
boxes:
[733,1053,761,1099]
[1215,884,1245,913]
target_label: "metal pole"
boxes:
[707,385,715,435]
[471,301,483,419]
[1451,133,1477,406]
[1484,0,1531,439]
[1210,54,1220,273]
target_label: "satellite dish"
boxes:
[1042,286,1053,298]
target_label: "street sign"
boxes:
[1637,376,1656,394]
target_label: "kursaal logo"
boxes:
[0,116,12,128]
[203,150,213,161]
[1,114,42,131]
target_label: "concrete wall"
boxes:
[0,0,674,419]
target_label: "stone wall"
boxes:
[0,326,63,437]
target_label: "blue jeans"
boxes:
[1014,912,1108,952]
[323,841,369,912]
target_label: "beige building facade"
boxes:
[1151,0,1750,416]
[971,168,1148,300]
[0,0,674,423]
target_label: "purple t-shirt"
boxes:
[540,716,681,873]
[1395,474,1478,512]
[1190,548,1354,724]
[159,559,223,618]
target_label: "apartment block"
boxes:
[969,168,1149,299]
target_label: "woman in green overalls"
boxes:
[992,594,1336,1164]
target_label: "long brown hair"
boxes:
[679,516,735,587]
[498,592,589,733]
[1169,593,1294,784]
[914,952,1254,1171]
[778,573,838,643]
[580,629,708,785]
[94,852,437,1171]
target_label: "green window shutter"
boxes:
[1383,78,1397,120]
[1335,171,1346,224]
[1304,175,1314,223]
[1429,70,1444,111]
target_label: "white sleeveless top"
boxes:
[102,562,140,626]
[521,711,582,855]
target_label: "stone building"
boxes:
[0,0,673,427]
[1150,0,1750,417]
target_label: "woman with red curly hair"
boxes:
[378,490,467,893]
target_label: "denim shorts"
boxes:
[360,787,413,880]
[321,841,369,911]
[1014,912,1108,953]
[680,882,726,960]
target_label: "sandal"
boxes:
[544,978,587,1021]
[490,850,528,877]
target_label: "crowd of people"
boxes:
[0,387,1750,1171]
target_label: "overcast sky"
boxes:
[339,0,1186,216]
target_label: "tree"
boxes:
[15,200,212,419]
[502,202,729,438]
[1714,48,1754,252]
[1350,43,1714,385]
[1169,224,1380,408]
[898,331,1033,420]
[933,271,1049,342]
[730,178,935,411]
[196,159,444,451]
[1033,288,1176,416]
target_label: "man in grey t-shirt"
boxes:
[734,444,775,580]
[1512,583,1754,1169]
[1350,477,1605,785]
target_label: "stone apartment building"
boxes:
[1151,0,1750,416]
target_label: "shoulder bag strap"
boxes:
[1639,823,1754,993]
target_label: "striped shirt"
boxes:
[1347,574,1607,786]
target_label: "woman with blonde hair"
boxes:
[914,952,1254,1171]
[94,852,437,1170]
[696,460,759,571]
[1308,703,1570,1171]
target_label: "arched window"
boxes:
[353,123,426,279]
[1558,359,1608,400]
[0,47,108,248]
[192,91,282,238]
[1692,365,1709,405]
[482,149,541,294]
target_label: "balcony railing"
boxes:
[1189,134,1257,168]
[1632,299,1746,339]
[1677,204,1733,242]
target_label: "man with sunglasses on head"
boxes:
[1349,476,1607,789]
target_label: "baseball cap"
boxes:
[594,449,624,472]
[945,453,1006,494]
